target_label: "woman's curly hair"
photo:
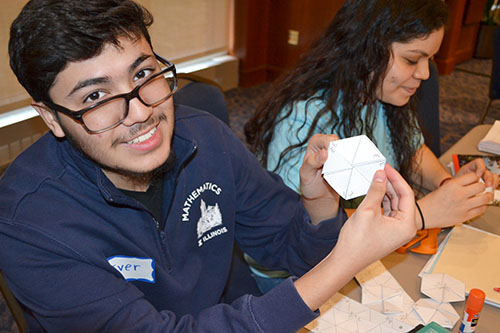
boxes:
[245,0,448,187]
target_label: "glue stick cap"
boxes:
[466,288,486,312]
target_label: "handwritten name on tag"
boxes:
[107,256,155,283]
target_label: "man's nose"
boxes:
[121,97,153,126]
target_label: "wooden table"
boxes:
[300,124,500,332]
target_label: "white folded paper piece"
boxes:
[413,298,460,329]
[355,260,424,327]
[478,120,500,155]
[306,293,413,333]
[322,135,386,200]
[420,273,465,303]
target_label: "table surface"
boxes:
[300,124,500,332]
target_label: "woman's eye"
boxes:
[135,68,154,81]
[405,58,418,65]
[84,91,105,103]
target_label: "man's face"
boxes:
[377,27,444,107]
[45,37,175,190]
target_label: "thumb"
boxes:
[358,170,387,211]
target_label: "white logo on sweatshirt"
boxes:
[197,199,227,247]
[197,199,222,237]
[182,182,222,222]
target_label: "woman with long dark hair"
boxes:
[245,0,498,292]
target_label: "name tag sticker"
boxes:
[107,256,155,283]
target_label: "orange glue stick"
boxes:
[458,288,486,333]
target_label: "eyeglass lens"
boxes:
[82,72,176,132]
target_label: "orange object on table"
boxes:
[396,229,428,254]
[410,228,441,255]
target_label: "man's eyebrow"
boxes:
[129,54,152,73]
[67,54,153,98]
[68,77,110,97]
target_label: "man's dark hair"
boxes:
[9,0,154,103]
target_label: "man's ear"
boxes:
[31,102,66,138]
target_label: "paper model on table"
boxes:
[420,273,465,303]
[306,293,413,333]
[359,272,404,314]
[355,261,424,327]
[356,260,409,315]
[413,298,460,329]
[322,135,386,200]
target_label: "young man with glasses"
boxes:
[0,0,417,331]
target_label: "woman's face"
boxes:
[377,27,444,106]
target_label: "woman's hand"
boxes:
[456,158,499,189]
[419,171,494,228]
[299,133,341,224]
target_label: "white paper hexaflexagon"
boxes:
[322,135,386,200]
[420,273,465,303]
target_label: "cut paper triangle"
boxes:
[355,162,386,183]
[344,167,371,199]
[334,136,360,164]
[322,150,353,174]
[324,169,354,199]
[352,136,385,165]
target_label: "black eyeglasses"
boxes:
[44,53,177,133]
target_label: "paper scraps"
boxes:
[307,263,466,332]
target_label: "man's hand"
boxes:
[299,134,341,224]
[295,165,416,311]
[334,164,417,269]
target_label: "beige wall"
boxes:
[0,1,30,110]
[145,0,229,62]
[0,0,230,112]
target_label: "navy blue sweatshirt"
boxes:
[0,106,346,332]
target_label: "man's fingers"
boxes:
[384,164,414,213]
[384,176,399,212]
[358,170,387,210]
